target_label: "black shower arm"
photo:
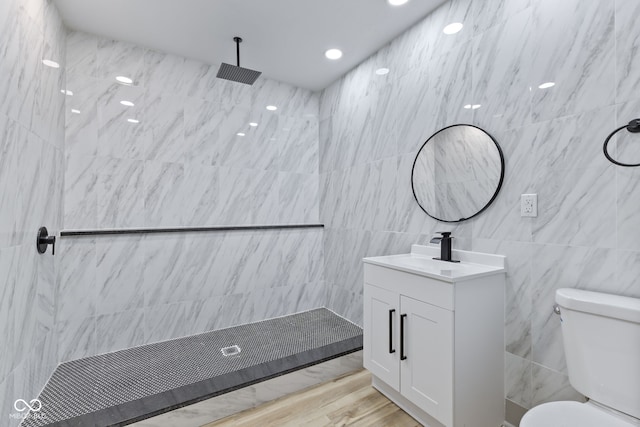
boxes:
[603,119,640,167]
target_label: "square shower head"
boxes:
[216,63,262,85]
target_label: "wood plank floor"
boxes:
[204,369,420,427]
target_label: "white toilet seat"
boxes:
[521,401,640,427]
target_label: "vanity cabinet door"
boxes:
[400,295,454,426]
[363,284,400,391]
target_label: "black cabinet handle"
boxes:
[400,313,407,361]
[388,309,395,354]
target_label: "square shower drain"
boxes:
[221,345,241,357]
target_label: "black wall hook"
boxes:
[37,227,56,255]
[603,119,640,167]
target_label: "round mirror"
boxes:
[411,124,504,223]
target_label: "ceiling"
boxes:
[52,0,447,91]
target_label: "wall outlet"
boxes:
[521,194,537,217]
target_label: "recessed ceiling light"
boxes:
[249,122,258,127]
[376,68,390,75]
[127,118,140,124]
[120,100,135,107]
[472,104,481,110]
[266,105,278,111]
[71,109,81,114]
[42,59,60,68]
[538,82,556,89]
[61,89,73,96]
[463,104,472,109]
[237,132,245,136]
[116,76,133,84]
[388,0,409,5]
[443,22,464,35]
[325,49,343,60]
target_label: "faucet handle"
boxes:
[437,231,452,238]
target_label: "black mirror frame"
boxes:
[410,124,506,223]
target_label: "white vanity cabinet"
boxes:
[363,245,506,427]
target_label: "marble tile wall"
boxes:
[319,0,640,417]
[0,0,66,425]
[58,31,325,361]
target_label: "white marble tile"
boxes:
[472,0,530,33]
[64,73,99,157]
[15,131,43,245]
[57,238,96,323]
[96,157,145,228]
[216,293,254,330]
[472,8,532,132]
[614,100,640,165]
[97,81,148,160]
[472,125,534,242]
[615,250,640,298]
[505,352,532,408]
[279,230,312,288]
[15,10,42,130]
[0,114,18,247]
[529,0,615,122]
[278,173,318,224]
[252,286,286,322]
[180,164,220,227]
[64,153,98,229]
[473,239,533,358]
[532,107,615,174]
[183,98,249,166]
[144,301,190,344]
[532,166,616,248]
[0,5,21,123]
[0,247,17,382]
[143,50,186,95]
[66,31,98,77]
[96,38,145,85]
[96,309,145,354]
[143,161,184,227]
[143,234,189,307]
[36,245,56,346]
[12,246,38,365]
[144,92,185,162]
[96,236,145,315]
[615,0,640,103]
[277,118,319,174]
[531,244,617,373]
[57,316,95,362]
[616,166,640,251]
[284,282,326,314]
[34,41,66,142]
[531,363,584,407]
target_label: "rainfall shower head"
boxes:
[216,37,262,85]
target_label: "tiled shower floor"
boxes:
[23,308,362,427]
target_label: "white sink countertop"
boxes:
[363,244,506,283]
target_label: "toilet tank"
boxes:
[556,288,640,419]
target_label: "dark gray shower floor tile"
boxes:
[22,308,362,427]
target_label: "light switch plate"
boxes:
[521,194,537,217]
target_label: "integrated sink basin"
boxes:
[363,244,505,283]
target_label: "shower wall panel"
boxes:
[58,31,324,361]
[0,0,67,424]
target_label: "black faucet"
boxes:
[430,232,459,263]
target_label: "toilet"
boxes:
[521,288,640,427]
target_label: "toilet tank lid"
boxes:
[556,288,640,324]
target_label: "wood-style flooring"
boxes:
[204,369,420,427]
